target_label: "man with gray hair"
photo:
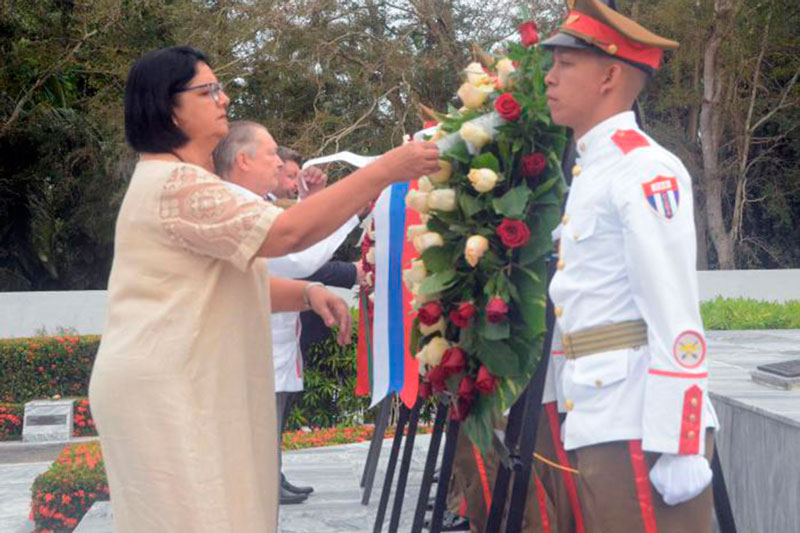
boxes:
[214,121,362,505]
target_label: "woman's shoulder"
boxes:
[135,160,220,185]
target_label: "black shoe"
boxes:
[280,486,308,505]
[281,473,314,495]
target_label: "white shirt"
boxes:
[268,212,359,392]
[545,111,718,455]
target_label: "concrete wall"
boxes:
[698,269,800,303]
[0,287,357,338]
[1,269,798,338]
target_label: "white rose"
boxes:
[417,176,435,193]
[366,222,375,240]
[403,259,427,286]
[427,189,457,212]
[413,232,444,254]
[419,316,446,337]
[417,336,450,366]
[407,224,428,242]
[457,82,492,109]
[366,248,375,265]
[464,61,490,86]
[420,213,431,225]
[430,128,447,142]
[405,189,430,213]
[459,122,492,148]
[365,271,374,287]
[427,160,453,184]
[464,235,490,267]
[496,57,516,89]
[468,168,499,193]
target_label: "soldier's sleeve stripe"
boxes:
[642,175,680,219]
[611,129,649,154]
[648,369,708,379]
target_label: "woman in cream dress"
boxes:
[88,46,439,532]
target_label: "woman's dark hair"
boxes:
[124,46,209,153]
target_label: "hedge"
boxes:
[29,441,109,532]
[0,335,99,404]
[700,297,800,330]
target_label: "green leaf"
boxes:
[459,194,485,218]
[471,152,500,172]
[510,262,547,340]
[492,185,531,219]
[530,176,559,202]
[478,316,510,340]
[418,269,458,294]
[446,142,471,164]
[475,339,518,376]
[421,245,454,273]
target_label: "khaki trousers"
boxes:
[572,431,715,533]
[452,420,557,533]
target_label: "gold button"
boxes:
[579,142,586,151]
[557,259,565,270]
[690,398,699,407]
[565,399,574,411]
[572,164,582,176]
[608,44,618,55]
[688,430,696,439]
[554,306,563,317]
[572,233,580,241]
[689,414,697,423]
[562,214,569,225]
[595,379,603,387]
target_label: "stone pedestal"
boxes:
[22,399,74,443]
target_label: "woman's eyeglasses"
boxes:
[174,82,225,104]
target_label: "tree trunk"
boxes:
[699,0,741,269]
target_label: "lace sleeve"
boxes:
[159,165,282,271]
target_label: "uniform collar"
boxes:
[575,111,638,160]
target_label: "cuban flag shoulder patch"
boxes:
[642,175,680,219]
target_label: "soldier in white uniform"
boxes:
[536,0,719,530]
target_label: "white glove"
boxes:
[649,453,712,506]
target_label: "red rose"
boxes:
[494,93,522,122]
[457,375,476,401]
[449,301,478,328]
[423,120,438,129]
[475,365,498,395]
[450,398,473,422]
[486,297,509,323]
[441,347,467,377]
[428,365,447,393]
[418,302,443,326]
[521,152,547,179]
[497,218,531,249]
[518,20,539,47]
[419,380,432,399]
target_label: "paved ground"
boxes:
[0,435,438,533]
[2,330,799,532]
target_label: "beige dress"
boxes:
[88,161,283,532]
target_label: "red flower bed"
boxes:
[29,442,109,532]
[282,423,433,451]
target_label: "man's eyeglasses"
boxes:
[174,82,225,104]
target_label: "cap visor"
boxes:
[538,32,592,50]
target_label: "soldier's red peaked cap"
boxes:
[539,0,679,73]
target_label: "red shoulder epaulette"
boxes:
[611,129,649,155]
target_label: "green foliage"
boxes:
[700,297,800,330]
[0,334,99,404]
[286,325,371,430]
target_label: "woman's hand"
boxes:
[376,141,441,184]
[307,285,353,345]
